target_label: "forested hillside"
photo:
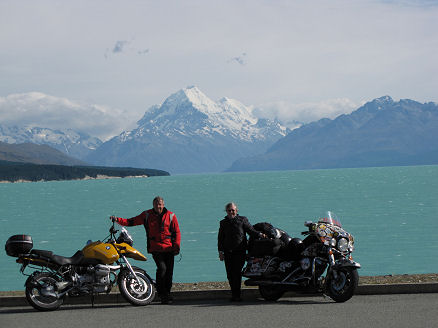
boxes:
[0,160,169,182]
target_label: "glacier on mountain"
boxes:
[86,86,289,173]
[0,124,102,159]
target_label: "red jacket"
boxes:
[115,208,181,254]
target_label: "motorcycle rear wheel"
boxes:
[326,267,359,303]
[25,272,64,311]
[118,270,155,306]
[259,285,285,301]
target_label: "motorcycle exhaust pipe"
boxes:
[245,280,301,286]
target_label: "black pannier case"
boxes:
[5,235,33,257]
[249,238,282,256]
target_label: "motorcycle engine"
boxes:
[71,264,113,293]
[92,264,112,292]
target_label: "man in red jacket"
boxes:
[111,196,181,304]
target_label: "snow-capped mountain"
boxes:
[0,125,102,159]
[87,86,289,173]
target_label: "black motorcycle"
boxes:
[243,211,360,302]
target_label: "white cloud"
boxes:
[0,92,136,140]
[0,0,437,119]
[253,98,361,127]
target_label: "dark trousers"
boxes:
[152,252,175,297]
[224,250,246,298]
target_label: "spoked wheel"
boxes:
[118,270,155,306]
[326,268,359,302]
[25,272,64,311]
[259,285,285,301]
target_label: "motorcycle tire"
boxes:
[118,269,155,306]
[326,267,359,303]
[25,272,64,311]
[259,285,285,301]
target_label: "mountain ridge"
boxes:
[227,96,438,172]
[0,141,87,166]
[0,124,102,159]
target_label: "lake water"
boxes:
[1,165,437,291]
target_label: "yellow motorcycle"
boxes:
[5,219,156,311]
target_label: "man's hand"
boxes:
[219,251,224,261]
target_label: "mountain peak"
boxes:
[138,87,263,136]
[375,95,393,103]
[159,86,218,116]
[369,96,394,109]
[356,95,394,114]
[94,87,289,173]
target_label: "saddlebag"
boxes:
[249,238,282,256]
[5,235,33,257]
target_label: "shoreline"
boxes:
[173,273,438,291]
[0,174,149,184]
[1,273,437,296]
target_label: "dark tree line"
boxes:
[0,160,169,182]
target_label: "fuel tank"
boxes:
[82,241,119,264]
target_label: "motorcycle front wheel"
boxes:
[259,285,285,301]
[326,267,359,303]
[118,270,155,306]
[25,272,64,311]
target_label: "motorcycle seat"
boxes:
[51,250,84,266]
[31,249,53,258]
[30,249,84,266]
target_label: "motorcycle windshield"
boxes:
[119,228,134,245]
[318,211,342,228]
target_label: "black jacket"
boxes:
[218,215,261,252]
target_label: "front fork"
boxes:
[120,254,143,286]
[325,248,361,283]
[327,247,339,280]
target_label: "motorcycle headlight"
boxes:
[324,238,337,247]
[330,238,337,247]
[337,238,349,252]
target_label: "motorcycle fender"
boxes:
[332,259,361,270]
[128,266,156,286]
[117,243,147,261]
[25,274,40,289]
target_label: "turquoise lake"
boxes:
[1,165,437,291]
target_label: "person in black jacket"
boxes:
[218,202,265,302]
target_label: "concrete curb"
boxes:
[1,283,438,307]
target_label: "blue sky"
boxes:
[1,0,437,139]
